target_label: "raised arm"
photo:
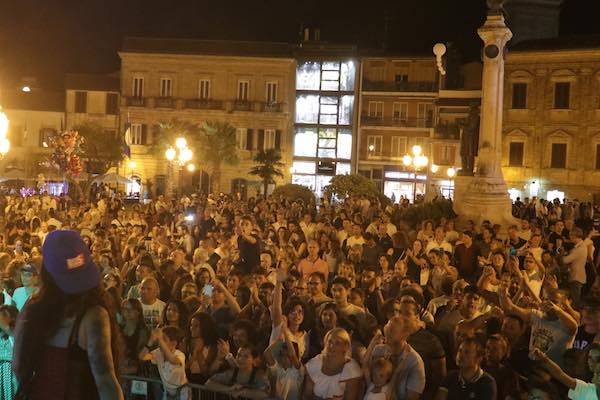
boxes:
[271,263,287,327]
[498,285,531,323]
[213,279,241,315]
[84,306,124,400]
[531,348,576,390]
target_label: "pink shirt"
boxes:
[297,256,329,281]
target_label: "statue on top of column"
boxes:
[458,104,480,176]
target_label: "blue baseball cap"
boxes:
[42,230,100,294]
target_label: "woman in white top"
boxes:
[303,328,363,400]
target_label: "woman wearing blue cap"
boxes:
[12,230,124,400]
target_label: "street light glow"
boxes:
[368,144,375,151]
[412,145,422,156]
[0,138,10,156]
[165,147,176,161]
[180,147,193,163]
[129,161,137,169]
[21,86,31,93]
[175,137,187,150]
[447,167,456,178]
[414,155,428,168]
[431,164,439,173]
[402,155,413,166]
[186,163,195,172]
[0,111,8,139]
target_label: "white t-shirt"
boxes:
[568,379,598,400]
[12,287,37,311]
[305,354,362,399]
[364,383,391,400]
[269,323,309,360]
[268,361,303,400]
[142,299,166,329]
[151,348,190,399]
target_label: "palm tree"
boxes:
[249,148,284,196]
[197,120,239,193]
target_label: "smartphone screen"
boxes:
[202,284,214,297]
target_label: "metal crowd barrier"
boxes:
[121,374,243,400]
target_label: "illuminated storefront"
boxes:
[292,57,358,195]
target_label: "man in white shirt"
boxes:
[12,264,39,311]
[425,227,453,254]
[563,227,588,309]
[140,277,166,329]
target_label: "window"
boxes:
[511,83,527,109]
[393,103,408,122]
[264,129,277,150]
[199,79,211,99]
[296,94,319,123]
[39,127,56,147]
[106,93,118,115]
[296,62,321,90]
[337,129,352,159]
[321,62,340,91]
[554,82,570,109]
[367,135,383,156]
[266,82,278,104]
[391,136,407,158]
[368,101,384,118]
[132,77,144,98]
[368,67,384,81]
[319,96,338,125]
[395,74,408,85]
[236,128,247,150]
[160,78,172,97]
[74,91,87,113]
[318,128,337,158]
[597,144,600,170]
[238,80,249,101]
[417,103,434,126]
[294,127,317,157]
[440,145,455,165]
[550,143,567,168]
[130,123,147,145]
[509,142,524,166]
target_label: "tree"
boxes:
[324,173,380,200]
[249,148,284,196]
[272,184,315,205]
[74,120,125,175]
[197,120,239,193]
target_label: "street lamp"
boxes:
[402,145,429,203]
[0,109,10,158]
[165,137,193,196]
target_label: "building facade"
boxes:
[119,38,296,198]
[291,43,358,195]
[503,38,600,202]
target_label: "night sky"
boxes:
[0,0,597,90]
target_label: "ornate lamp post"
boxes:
[165,137,193,196]
[402,145,429,203]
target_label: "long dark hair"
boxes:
[14,266,120,386]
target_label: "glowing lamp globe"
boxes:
[431,164,439,173]
[165,147,176,161]
[447,167,456,178]
[186,163,196,172]
[175,137,187,150]
[402,155,412,166]
[412,145,422,156]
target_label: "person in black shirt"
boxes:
[236,216,260,275]
[436,338,497,400]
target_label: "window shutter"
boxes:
[246,129,254,150]
[275,130,281,149]
[141,124,148,145]
[258,129,265,151]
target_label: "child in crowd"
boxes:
[264,322,303,400]
[140,326,190,400]
[205,345,270,399]
[362,332,394,400]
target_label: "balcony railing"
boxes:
[185,99,224,110]
[360,116,433,128]
[125,96,146,107]
[260,101,283,112]
[362,80,437,92]
[154,97,175,108]
[434,123,461,140]
[233,100,252,111]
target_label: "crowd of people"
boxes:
[0,190,600,400]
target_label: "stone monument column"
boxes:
[453,1,518,227]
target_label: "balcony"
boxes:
[154,97,175,108]
[434,123,461,140]
[362,80,437,92]
[125,97,146,107]
[233,100,252,111]
[185,99,224,110]
[260,101,283,113]
[360,116,433,128]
